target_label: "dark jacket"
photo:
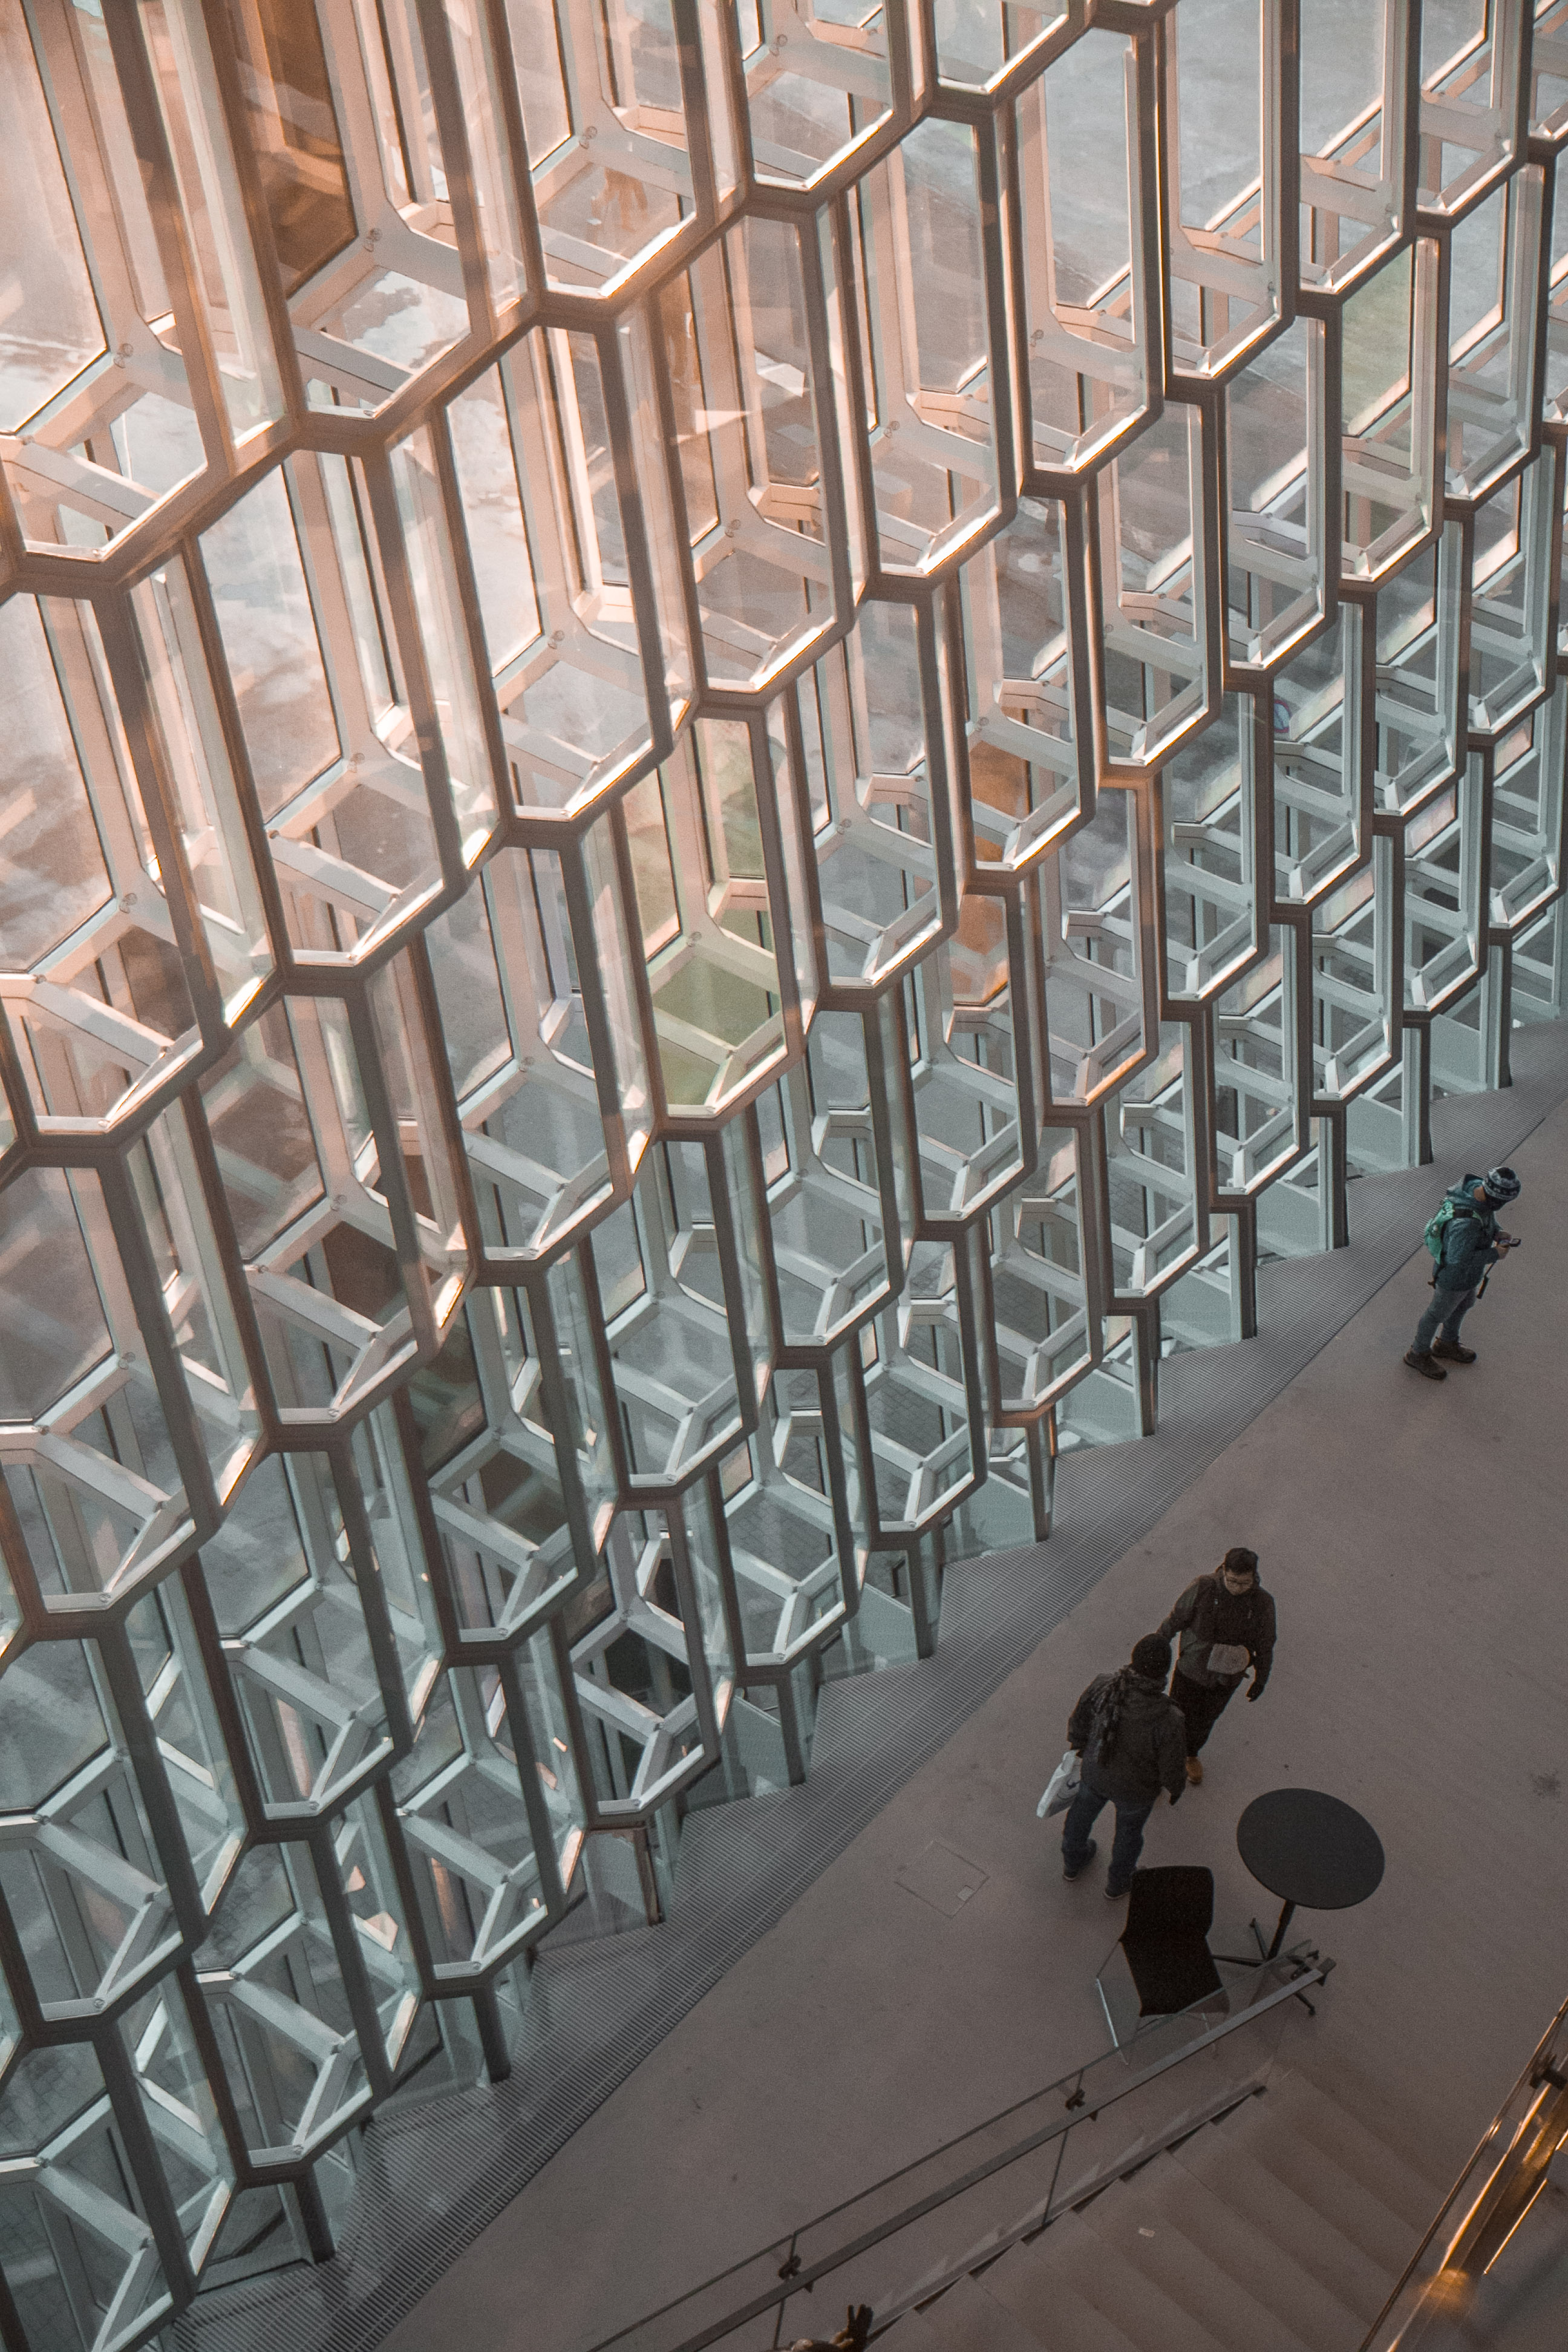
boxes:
[1159,1572,1276,1694]
[1067,1671,1186,1807]
[1432,1178,1503,1293]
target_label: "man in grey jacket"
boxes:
[1060,1634,1186,1898]
[1158,1546,1276,1785]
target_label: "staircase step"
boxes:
[987,2201,1273,2352]
[1146,2153,1371,2346]
[898,2275,1045,2352]
[1289,2015,1471,2186]
[881,2307,949,2350]
[978,2232,1145,2351]
[1071,2169,1324,2352]
[1257,2073,1447,2234]
[1174,2088,1414,2306]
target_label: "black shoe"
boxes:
[1063,1839,1097,1881]
[1403,1349,1446,1381]
[1431,1338,1476,1364]
[1104,1880,1131,1900]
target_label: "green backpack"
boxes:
[1423,1195,1471,1264]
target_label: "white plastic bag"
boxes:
[1036,1748,1082,1820]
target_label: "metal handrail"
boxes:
[586,1949,1332,2352]
[1359,1993,1568,2350]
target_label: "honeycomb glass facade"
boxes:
[0,1,1566,2343]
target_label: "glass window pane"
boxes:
[201,466,341,817]
[0,12,105,430]
[223,0,357,292]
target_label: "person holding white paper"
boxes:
[1157,1547,1276,1786]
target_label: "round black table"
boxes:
[1235,1788,1384,1959]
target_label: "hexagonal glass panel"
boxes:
[736,0,897,189]
[1014,24,1157,476]
[961,497,1097,876]
[1298,0,1414,295]
[797,601,955,993]
[851,118,1002,573]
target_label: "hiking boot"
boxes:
[1185,1756,1203,1786]
[1062,1839,1096,1883]
[1403,1348,1446,1381]
[1431,1338,1477,1364]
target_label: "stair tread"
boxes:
[883,2307,949,2349]
[982,2210,1212,2351]
[1289,2015,1473,2174]
[1146,2152,1378,2337]
[994,2200,1291,2352]
[903,2275,1047,2352]
[1253,2073,1450,2227]
[1071,2173,1325,2352]
[1175,2091,1418,2293]
[981,2234,1146,2351]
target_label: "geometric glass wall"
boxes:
[2,1,1567,2339]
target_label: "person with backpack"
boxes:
[1060,1634,1186,1898]
[1157,1547,1276,1785]
[1404,1165,1523,1382]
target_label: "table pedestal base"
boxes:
[1215,1903,1322,2012]
[1217,1895,1294,1962]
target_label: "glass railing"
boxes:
[1359,1994,1568,2351]
[587,1949,1332,2352]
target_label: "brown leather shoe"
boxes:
[1185,1756,1203,1785]
[1431,1338,1476,1364]
[1403,1348,1446,1380]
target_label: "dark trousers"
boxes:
[1060,1774,1155,1895]
[1169,1670,1238,1758]
[1413,1282,1477,1354]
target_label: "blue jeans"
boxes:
[1413,1283,1477,1354]
[1061,1774,1156,1894]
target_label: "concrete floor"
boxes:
[385,1100,1568,2352]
